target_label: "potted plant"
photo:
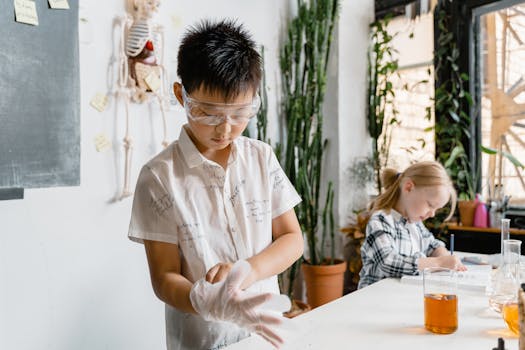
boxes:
[444,144,477,226]
[340,210,370,293]
[279,0,345,309]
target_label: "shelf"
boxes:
[443,223,525,235]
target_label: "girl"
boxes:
[358,161,466,289]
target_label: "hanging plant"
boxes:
[367,14,400,194]
[433,8,474,200]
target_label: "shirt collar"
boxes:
[177,125,239,169]
[178,125,206,168]
[390,208,408,226]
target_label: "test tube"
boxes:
[501,218,511,257]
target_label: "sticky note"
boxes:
[14,0,39,26]
[48,0,69,9]
[171,14,183,29]
[144,72,161,92]
[90,93,108,112]
[94,134,111,152]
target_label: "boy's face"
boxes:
[173,83,253,153]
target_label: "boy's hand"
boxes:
[191,260,292,349]
[206,262,233,284]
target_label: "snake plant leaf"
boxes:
[502,151,525,169]
[480,145,498,155]
[444,145,465,168]
[481,145,524,168]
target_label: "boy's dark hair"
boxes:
[177,19,261,100]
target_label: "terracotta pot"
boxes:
[302,259,347,308]
[283,299,311,318]
[458,200,477,227]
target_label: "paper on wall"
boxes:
[94,134,111,153]
[14,0,39,26]
[90,93,108,112]
[48,0,70,10]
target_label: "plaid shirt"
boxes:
[358,209,445,289]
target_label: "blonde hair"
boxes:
[371,161,457,221]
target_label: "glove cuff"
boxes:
[189,278,215,321]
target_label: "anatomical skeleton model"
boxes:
[115,0,169,199]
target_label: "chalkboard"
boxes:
[0,0,80,189]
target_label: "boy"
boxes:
[128,19,303,350]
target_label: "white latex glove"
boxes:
[190,260,292,348]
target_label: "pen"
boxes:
[450,234,454,255]
[461,256,489,265]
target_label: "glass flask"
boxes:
[488,239,521,313]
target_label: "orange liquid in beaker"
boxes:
[502,303,519,334]
[424,293,458,334]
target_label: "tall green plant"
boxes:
[367,15,400,194]
[433,8,474,200]
[279,0,339,277]
[256,46,269,144]
[243,45,270,144]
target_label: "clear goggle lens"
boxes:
[181,86,260,126]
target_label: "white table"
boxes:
[225,278,519,349]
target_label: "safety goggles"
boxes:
[181,86,261,126]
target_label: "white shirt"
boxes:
[390,210,423,254]
[128,126,301,350]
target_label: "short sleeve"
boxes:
[267,149,302,218]
[128,165,178,245]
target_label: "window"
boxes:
[477,3,525,205]
[381,15,435,171]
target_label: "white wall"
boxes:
[0,0,373,348]
[335,0,375,227]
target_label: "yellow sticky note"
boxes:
[171,14,183,29]
[144,72,161,92]
[14,0,39,26]
[48,0,69,9]
[90,93,108,112]
[94,134,111,152]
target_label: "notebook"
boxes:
[400,265,492,292]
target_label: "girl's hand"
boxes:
[436,255,467,271]
[206,262,233,284]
